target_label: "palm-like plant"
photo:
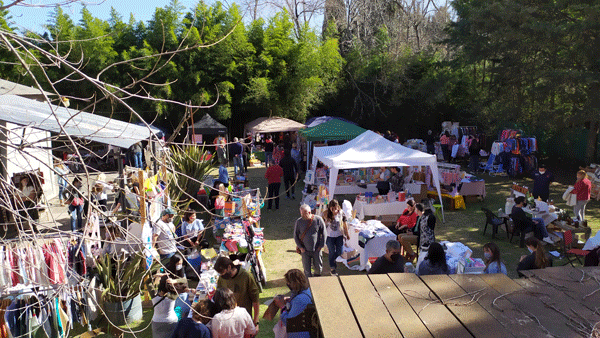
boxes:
[167,144,215,208]
[95,252,160,303]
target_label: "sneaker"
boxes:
[543,236,554,244]
[291,195,296,200]
[330,269,337,275]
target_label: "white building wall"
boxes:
[2,122,57,200]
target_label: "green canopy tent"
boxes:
[299,118,366,141]
[299,118,366,170]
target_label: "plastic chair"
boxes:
[561,230,590,266]
[481,208,508,239]
[489,163,505,177]
[509,217,533,248]
[432,204,443,223]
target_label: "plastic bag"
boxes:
[273,320,288,338]
[562,186,576,206]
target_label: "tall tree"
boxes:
[447,0,600,162]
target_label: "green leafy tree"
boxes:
[447,0,600,162]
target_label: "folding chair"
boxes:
[479,154,496,173]
[561,230,590,266]
[489,162,505,176]
[481,208,508,239]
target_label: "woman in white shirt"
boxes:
[152,275,179,338]
[16,176,39,231]
[210,288,258,338]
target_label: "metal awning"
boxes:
[0,94,153,148]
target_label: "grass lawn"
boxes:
[72,163,599,337]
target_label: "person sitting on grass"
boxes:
[368,240,405,274]
[482,242,507,275]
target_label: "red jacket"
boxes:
[571,178,591,201]
[397,208,418,229]
[265,165,283,184]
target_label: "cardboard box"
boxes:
[464,195,482,204]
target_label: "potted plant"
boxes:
[95,251,160,326]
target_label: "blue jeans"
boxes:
[532,217,549,239]
[233,155,244,175]
[134,152,143,168]
[69,204,83,231]
[265,152,273,167]
[58,184,66,201]
[326,236,344,271]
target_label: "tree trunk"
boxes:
[585,120,599,165]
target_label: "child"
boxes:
[214,184,227,217]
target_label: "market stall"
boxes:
[353,198,407,220]
[186,114,228,146]
[489,129,538,177]
[346,219,396,270]
[244,116,305,135]
[312,130,445,220]
[299,118,366,171]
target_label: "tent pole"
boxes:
[306,141,311,172]
[118,151,126,214]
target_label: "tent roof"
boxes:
[244,117,305,134]
[299,119,366,141]
[313,130,437,169]
[0,94,153,148]
[189,114,227,131]
[305,116,358,128]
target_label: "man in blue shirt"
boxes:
[230,137,244,176]
[219,160,229,186]
[531,164,554,201]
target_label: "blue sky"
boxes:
[9,0,222,33]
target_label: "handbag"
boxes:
[71,197,84,206]
[296,218,314,254]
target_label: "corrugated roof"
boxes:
[0,94,153,148]
[0,79,55,97]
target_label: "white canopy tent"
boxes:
[312,130,445,220]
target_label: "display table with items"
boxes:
[346,219,397,271]
[415,241,484,275]
[427,191,466,211]
[458,176,486,199]
[352,194,408,220]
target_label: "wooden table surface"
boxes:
[309,266,600,337]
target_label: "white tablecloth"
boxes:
[353,200,407,220]
[523,208,559,225]
[334,184,378,195]
[347,220,396,271]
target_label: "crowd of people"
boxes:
[8,127,594,338]
[151,265,315,338]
